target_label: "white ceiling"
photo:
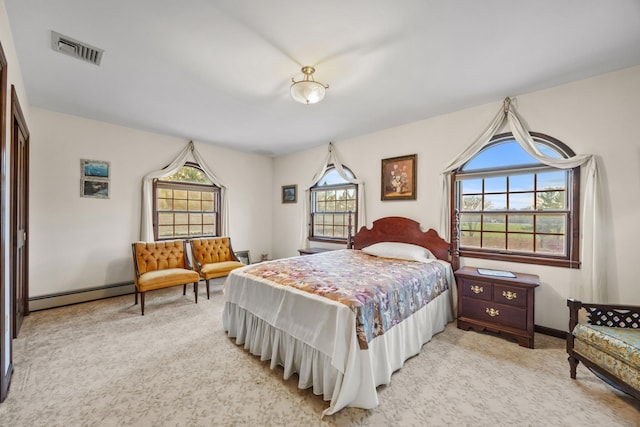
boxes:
[5,0,640,156]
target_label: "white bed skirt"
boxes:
[223,289,452,416]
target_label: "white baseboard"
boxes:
[29,282,135,311]
[28,277,226,312]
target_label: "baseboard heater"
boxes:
[29,281,135,311]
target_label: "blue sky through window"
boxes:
[463,140,562,171]
[315,167,354,186]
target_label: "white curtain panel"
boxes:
[140,141,229,242]
[440,99,606,302]
[299,143,367,249]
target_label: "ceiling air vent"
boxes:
[51,31,104,66]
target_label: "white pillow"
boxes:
[361,242,434,262]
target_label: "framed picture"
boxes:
[80,159,110,199]
[81,159,110,178]
[81,179,109,199]
[381,154,417,201]
[282,184,297,204]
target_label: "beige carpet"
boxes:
[0,279,638,426]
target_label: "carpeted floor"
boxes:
[0,279,638,426]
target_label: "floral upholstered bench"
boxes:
[567,299,640,400]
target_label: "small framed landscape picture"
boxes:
[81,179,109,199]
[80,159,110,199]
[282,184,297,204]
[381,154,417,201]
[81,159,110,178]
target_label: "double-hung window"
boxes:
[153,163,220,240]
[310,166,358,243]
[453,133,580,268]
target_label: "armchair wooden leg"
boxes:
[183,284,187,295]
[569,356,579,379]
[206,279,210,299]
[140,292,145,315]
[194,282,198,303]
[134,287,138,305]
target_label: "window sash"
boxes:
[458,211,569,256]
[310,185,357,242]
[456,171,571,257]
[154,180,220,240]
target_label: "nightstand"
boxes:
[298,247,334,256]
[455,266,540,348]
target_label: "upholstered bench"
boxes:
[190,237,245,298]
[567,299,640,400]
[132,240,200,315]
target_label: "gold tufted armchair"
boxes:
[131,240,200,315]
[190,237,245,298]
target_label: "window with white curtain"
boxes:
[153,162,220,240]
[453,132,580,268]
[310,165,358,243]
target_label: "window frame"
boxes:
[153,163,221,241]
[451,132,580,268]
[309,165,358,244]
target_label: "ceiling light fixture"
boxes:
[290,66,329,105]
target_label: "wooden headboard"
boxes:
[350,216,459,270]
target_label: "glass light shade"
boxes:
[290,80,326,105]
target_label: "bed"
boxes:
[222,216,459,416]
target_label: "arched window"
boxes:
[153,162,220,240]
[453,132,580,268]
[310,165,358,243]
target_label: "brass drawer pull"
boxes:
[470,285,483,294]
[502,290,517,300]
[486,308,500,317]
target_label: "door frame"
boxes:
[0,41,10,402]
[10,85,29,339]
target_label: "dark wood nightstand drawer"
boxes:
[493,284,527,308]
[460,279,492,301]
[461,297,527,330]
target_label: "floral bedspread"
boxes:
[242,249,450,349]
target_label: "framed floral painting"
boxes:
[381,154,417,200]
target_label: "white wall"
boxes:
[273,65,640,331]
[29,108,273,297]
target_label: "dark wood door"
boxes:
[11,86,29,338]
